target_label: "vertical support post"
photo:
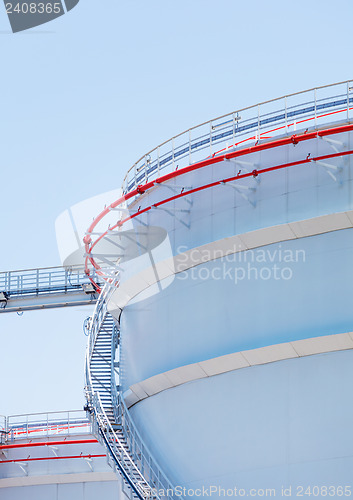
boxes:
[347,81,350,121]
[149,455,153,485]
[257,104,260,142]
[188,129,191,165]
[232,112,236,145]
[314,88,317,128]
[284,96,288,133]
[210,122,213,155]
[157,146,160,176]
[144,156,148,183]
[172,138,175,170]
[36,269,39,294]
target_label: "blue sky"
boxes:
[0,0,352,415]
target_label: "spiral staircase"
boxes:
[84,286,177,500]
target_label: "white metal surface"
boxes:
[124,332,353,408]
[107,210,353,317]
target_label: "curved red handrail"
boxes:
[0,438,97,450]
[84,122,353,291]
[0,454,105,464]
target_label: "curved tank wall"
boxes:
[120,228,353,389]
[108,122,353,495]
[129,350,353,490]
[118,127,353,386]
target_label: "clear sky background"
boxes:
[0,0,352,416]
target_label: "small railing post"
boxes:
[157,147,160,176]
[347,82,350,121]
[144,156,147,183]
[232,112,236,144]
[188,129,192,165]
[210,122,213,155]
[172,138,175,170]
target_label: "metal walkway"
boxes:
[0,266,103,313]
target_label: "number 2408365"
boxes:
[6,3,62,14]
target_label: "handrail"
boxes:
[0,266,104,297]
[84,81,353,289]
[7,409,87,419]
[121,79,353,192]
[85,283,178,500]
[93,392,151,499]
[0,264,84,275]
[2,410,91,442]
[0,438,98,450]
[84,122,353,290]
[0,453,106,464]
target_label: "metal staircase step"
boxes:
[87,311,163,500]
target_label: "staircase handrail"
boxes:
[85,282,178,499]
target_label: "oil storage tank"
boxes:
[86,81,353,497]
